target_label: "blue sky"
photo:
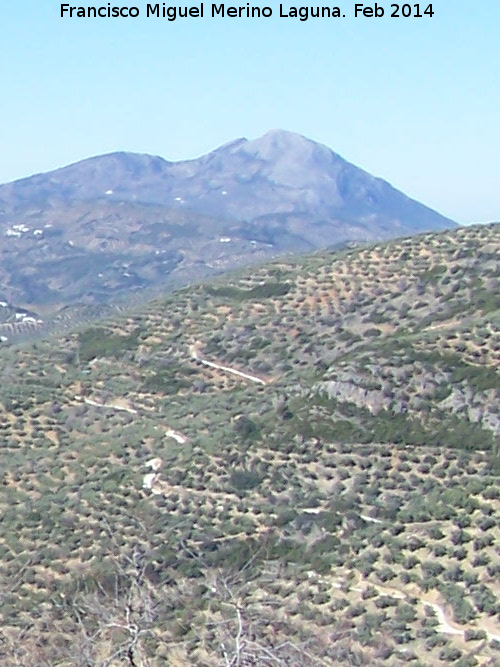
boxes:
[1,1,499,223]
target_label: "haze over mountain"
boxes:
[0,130,457,332]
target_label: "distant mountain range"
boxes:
[0,130,456,331]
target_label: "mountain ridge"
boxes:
[0,130,455,232]
[0,130,457,329]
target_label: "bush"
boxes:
[439,646,462,662]
[464,629,486,641]
[229,468,263,492]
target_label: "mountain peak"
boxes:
[258,128,311,143]
[210,130,314,160]
[241,129,326,160]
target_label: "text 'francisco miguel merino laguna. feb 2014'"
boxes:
[60,4,346,19]
[60,3,435,20]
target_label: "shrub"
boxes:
[229,468,263,492]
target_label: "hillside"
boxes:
[0,200,273,336]
[0,131,456,328]
[0,223,499,666]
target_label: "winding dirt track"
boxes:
[83,397,137,414]
[351,580,500,643]
[189,343,267,385]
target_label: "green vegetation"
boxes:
[0,223,500,665]
[78,326,141,362]
[207,280,292,300]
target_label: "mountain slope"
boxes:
[0,224,499,665]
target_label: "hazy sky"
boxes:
[1,1,499,223]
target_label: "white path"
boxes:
[423,602,463,636]
[190,344,267,385]
[359,514,383,524]
[165,428,188,444]
[83,397,137,414]
[327,574,500,644]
